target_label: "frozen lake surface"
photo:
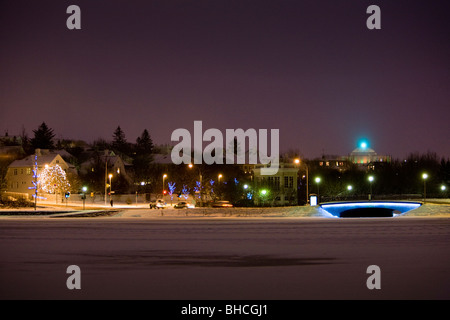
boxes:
[0,216,449,299]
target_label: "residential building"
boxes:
[5,149,74,197]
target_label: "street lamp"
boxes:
[294,158,309,205]
[162,174,167,196]
[82,186,87,210]
[422,173,428,203]
[108,174,113,205]
[368,176,374,200]
[260,189,268,206]
[188,164,203,204]
[315,177,321,203]
[218,174,223,183]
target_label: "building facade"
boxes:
[251,162,299,206]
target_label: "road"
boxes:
[0,216,449,299]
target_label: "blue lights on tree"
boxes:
[182,184,190,200]
[168,182,176,200]
[194,181,202,199]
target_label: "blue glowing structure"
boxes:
[320,201,421,218]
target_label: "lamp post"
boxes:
[422,173,428,203]
[315,177,321,203]
[294,158,309,205]
[82,186,87,210]
[162,174,167,196]
[260,189,268,206]
[368,176,374,200]
[188,164,203,204]
[108,174,113,205]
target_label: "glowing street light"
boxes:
[441,185,447,191]
[294,158,309,204]
[347,185,353,191]
[260,189,268,206]
[315,177,321,203]
[422,173,428,203]
[82,186,87,210]
[188,164,203,205]
[218,174,223,183]
[368,175,374,200]
[162,174,167,196]
[108,174,113,204]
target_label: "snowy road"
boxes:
[0,217,449,299]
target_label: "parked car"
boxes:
[174,201,195,209]
[211,200,233,208]
[149,199,166,209]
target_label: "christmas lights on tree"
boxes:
[181,185,190,200]
[39,164,71,195]
[168,182,176,201]
[194,181,202,200]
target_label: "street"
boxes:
[0,216,449,299]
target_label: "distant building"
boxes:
[251,161,298,206]
[348,144,391,169]
[310,143,391,171]
[79,150,133,184]
[314,155,350,172]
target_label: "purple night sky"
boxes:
[1,0,449,159]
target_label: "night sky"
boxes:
[1,0,449,160]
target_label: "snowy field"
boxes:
[0,202,449,300]
[1,200,449,218]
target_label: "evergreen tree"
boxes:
[133,129,154,184]
[31,122,55,150]
[136,129,154,155]
[112,126,127,154]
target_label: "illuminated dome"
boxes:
[351,147,377,155]
[346,141,391,166]
[350,145,378,164]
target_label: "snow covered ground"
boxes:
[0,202,449,300]
[1,200,448,218]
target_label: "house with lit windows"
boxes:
[5,149,73,198]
